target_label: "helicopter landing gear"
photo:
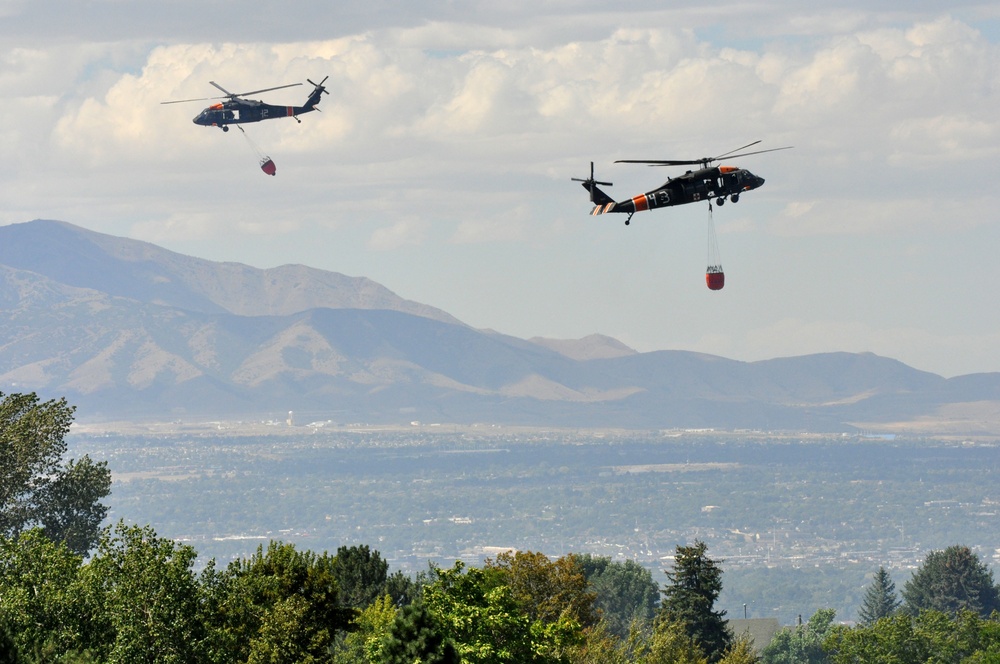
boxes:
[731,193,740,203]
[716,197,726,206]
[625,213,634,226]
[221,126,229,132]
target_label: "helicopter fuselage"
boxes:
[589,165,765,219]
[193,99,314,130]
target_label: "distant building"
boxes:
[286,411,294,426]
[727,618,781,654]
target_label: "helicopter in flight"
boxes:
[161,77,329,131]
[573,141,792,225]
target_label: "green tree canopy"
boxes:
[206,540,356,664]
[381,599,459,664]
[718,631,760,664]
[901,545,1000,617]
[0,530,87,659]
[858,566,900,626]
[333,544,389,609]
[422,560,582,664]
[485,550,597,629]
[0,393,110,555]
[825,609,1000,663]
[760,608,835,664]
[660,540,731,663]
[646,616,710,664]
[576,553,659,639]
[79,521,207,664]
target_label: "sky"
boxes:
[2,1,999,378]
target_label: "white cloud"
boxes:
[5,7,1000,376]
[368,217,429,251]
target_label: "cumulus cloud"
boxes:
[4,7,1000,375]
[368,217,429,250]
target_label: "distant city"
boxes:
[68,421,1000,623]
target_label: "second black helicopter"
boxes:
[574,141,792,225]
[162,77,329,131]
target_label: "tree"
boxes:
[0,393,111,555]
[824,610,1000,663]
[718,631,760,664]
[0,615,26,664]
[381,600,459,664]
[333,544,389,609]
[659,540,731,662]
[0,530,88,658]
[857,566,900,626]
[332,594,399,664]
[901,545,1000,617]
[205,540,356,664]
[79,522,208,664]
[645,616,709,664]
[576,554,659,639]
[485,550,597,628]
[760,608,834,664]
[422,560,581,664]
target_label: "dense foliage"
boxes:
[857,566,900,626]
[4,395,1000,661]
[0,392,111,554]
[660,540,731,662]
[2,526,1000,662]
[901,545,1000,617]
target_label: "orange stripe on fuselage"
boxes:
[632,194,649,212]
[287,106,294,117]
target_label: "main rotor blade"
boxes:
[615,158,705,166]
[615,145,793,167]
[713,140,762,160]
[715,146,794,161]
[227,82,303,98]
[209,81,234,96]
[160,96,215,105]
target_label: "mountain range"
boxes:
[2,219,999,433]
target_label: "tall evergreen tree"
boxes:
[901,545,1000,617]
[332,544,389,609]
[858,567,900,626]
[659,540,731,663]
[381,600,459,664]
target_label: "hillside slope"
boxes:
[2,220,998,431]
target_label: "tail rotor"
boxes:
[571,162,613,203]
[307,76,330,96]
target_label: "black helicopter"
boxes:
[573,141,792,225]
[161,77,329,131]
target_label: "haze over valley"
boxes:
[4,219,1000,433]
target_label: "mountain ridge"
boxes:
[2,219,999,433]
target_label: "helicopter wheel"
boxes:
[222,126,229,132]
[731,193,740,203]
[716,197,725,206]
